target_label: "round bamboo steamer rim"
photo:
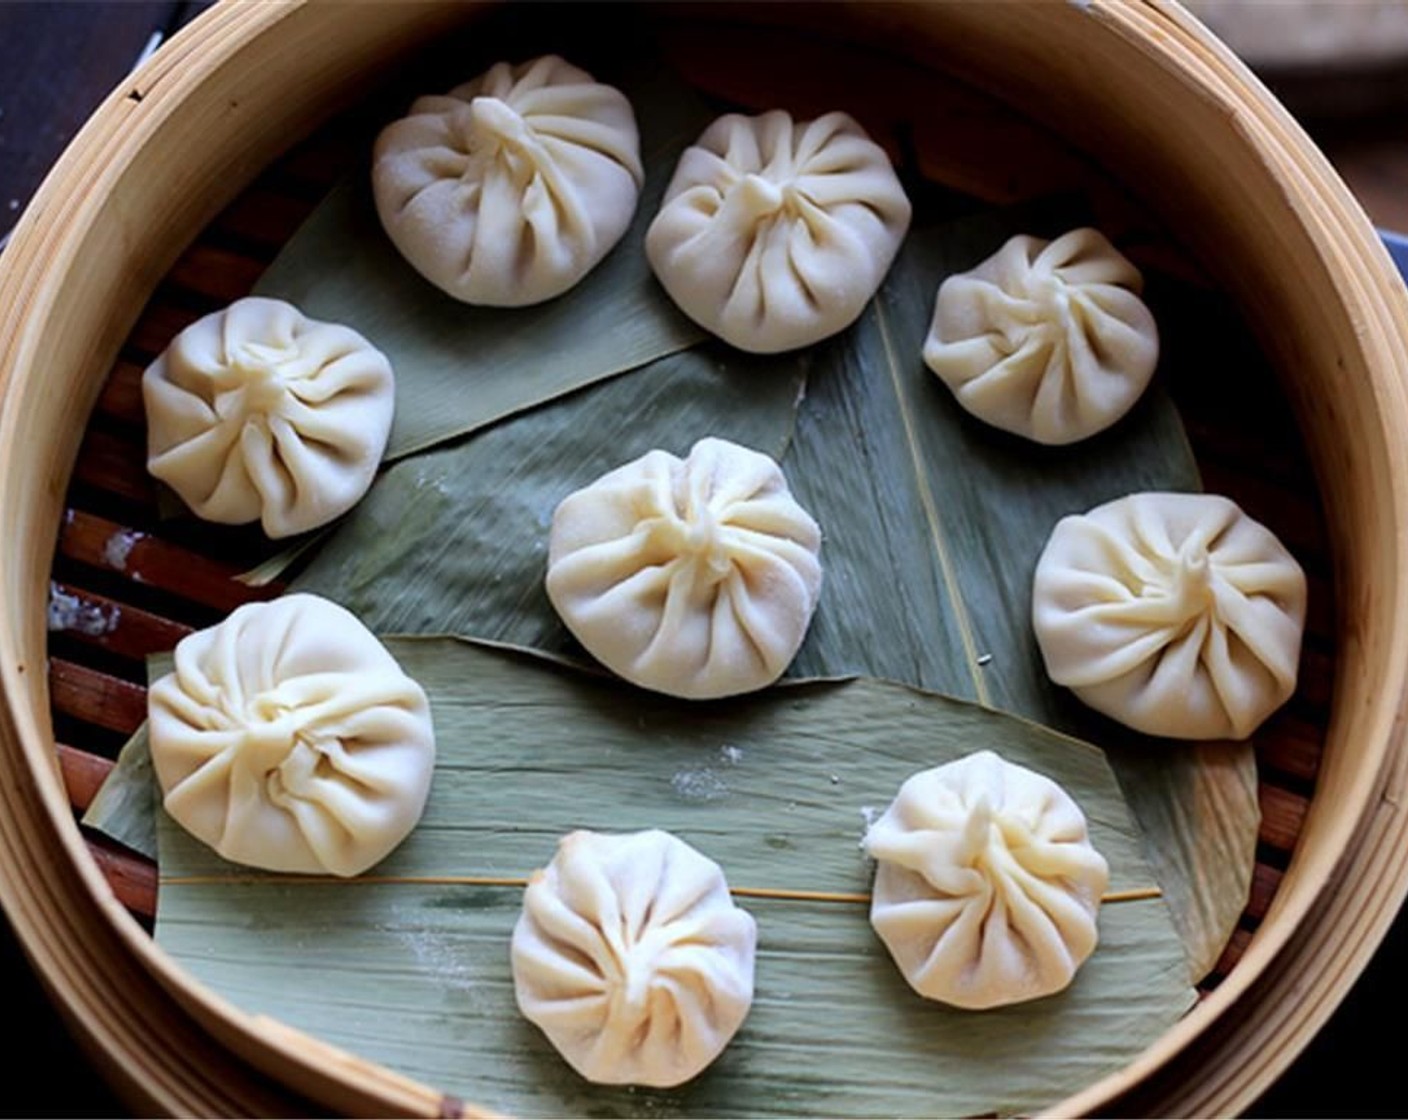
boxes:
[0,1,1405,1115]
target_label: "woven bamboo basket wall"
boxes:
[1,1,1406,1115]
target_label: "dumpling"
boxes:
[1031,491,1307,740]
[646,109,911,353]
[143,296,394,539]
[864,751,1109,1009]
[545,436,823,699]
[147,593,435,877]
[922,228,1159,445]
[372,54,642,306]
[512,829,756,1087]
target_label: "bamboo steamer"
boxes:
[0,1,1404,1115]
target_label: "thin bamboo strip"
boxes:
[145,876,808,902]
[150,873,1166,908]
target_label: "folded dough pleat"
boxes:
[512,830,756,1087]
[147,594,436,877]
[374,55,642,307]
[866,752,1109,1009]
[546,437,822,699]
[648,109,911,353]
[925,228,1159,445]
[1033,491,1307,739]
[144,296,395,538]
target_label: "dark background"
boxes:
[3,2,1408,1116]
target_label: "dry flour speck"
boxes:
[47,582,120,636]
[102,528,144,571]
[671,767,729,802]
[390,916,481,1001]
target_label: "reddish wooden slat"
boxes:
[210,186,317,250]
[1256,713,1323,785]
[85,835,157,919]
[1246,861,1284,922]
[1181,416,1315,493]
[127,301,206,359]
[58,509,277,612]
[48,581,192,661]
[58,744,115,813]
[1197,462,1332,573]
[167,243,266,306]
[276,131,359,193]
[95,359,145,427]
[1259,785,1309,854]
[71,428,154,505]
[49,660,146,736]
[1302,573,1335,646]
[1295,645,1335,713]
[1210,926,1255,978]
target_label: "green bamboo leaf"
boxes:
[251,61,711,465]
[154,636,1194,1119]
[288,343,807,648]
[81,722,157,861]
[781,212,1256,982]
[232,60,714,586]
[280,197,1257,981]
